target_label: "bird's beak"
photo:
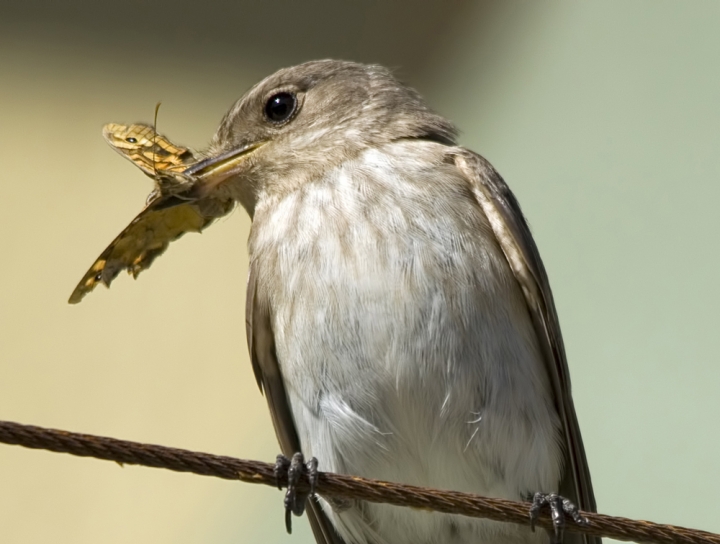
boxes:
[185,142,265,196]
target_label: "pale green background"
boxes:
[0,2,718,543]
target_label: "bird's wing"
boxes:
[453,149,601,544]
[246,262,346,544]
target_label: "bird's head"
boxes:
[187,60,456,216]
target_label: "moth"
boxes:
[68,123,234,304]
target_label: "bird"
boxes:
[185,60,600,544]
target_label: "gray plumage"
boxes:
[198,60,599,544]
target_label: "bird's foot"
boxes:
[528,492,588,544]
[273,452,319,534]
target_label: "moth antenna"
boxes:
[152,101,162,179]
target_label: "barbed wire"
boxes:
[0,420,717,544]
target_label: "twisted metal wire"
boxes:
[0,420,716,544]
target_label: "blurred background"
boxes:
[1,1,719,543]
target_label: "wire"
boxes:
[0,419,716,544]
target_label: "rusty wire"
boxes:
[0,419,717,544]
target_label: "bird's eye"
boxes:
[126,137,138,143]
[264,92,297,123]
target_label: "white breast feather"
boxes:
[251,141,562,544]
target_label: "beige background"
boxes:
[1,2,719,543]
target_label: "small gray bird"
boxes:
[188,60,599,544]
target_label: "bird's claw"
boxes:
[529,492,588,544]
[273,452,319,534]
[274,454,290,490]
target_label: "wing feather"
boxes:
[246,264,346,544]
[453,149,600,544]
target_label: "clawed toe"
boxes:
[273,452,319,534]
[274,454,290,490]
[529,492,588,544]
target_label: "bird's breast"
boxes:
[249,144,562,537]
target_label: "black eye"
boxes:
[126,137,137,143]
[264,92,297,123]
